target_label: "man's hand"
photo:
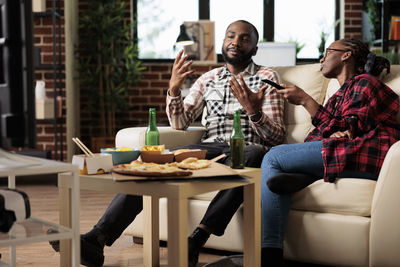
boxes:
[169,50,195,97]
[330,130,353,139]
[229,75,268,115]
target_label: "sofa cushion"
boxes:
[323,78,340,105]
[271,64,330,144]
[115,126,206,149]
[192,191,219,201]
[291,178,376,216]
[193,178,376,217]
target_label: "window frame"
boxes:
[133,0,340,63]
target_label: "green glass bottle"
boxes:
[145,108,160,145]
[230,110,245,169]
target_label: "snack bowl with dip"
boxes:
[100,147,140,165]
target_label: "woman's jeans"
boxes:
[260,141,377,249]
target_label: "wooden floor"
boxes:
[0,182,223,266]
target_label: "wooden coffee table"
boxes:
[58,166,261,267]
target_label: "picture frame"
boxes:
[183,20,216,64]
[33,0,46,12]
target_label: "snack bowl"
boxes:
[100,147,140,165]
[140,144,174,164]
[140,151,174,164]
[173,149,207,162]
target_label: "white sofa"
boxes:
[116,63,400,267]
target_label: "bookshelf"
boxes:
[32,0,64,160]
[378,0,400,52]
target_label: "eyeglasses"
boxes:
[324,48,350,58]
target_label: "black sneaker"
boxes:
[80,235,105,267]
[188,238,200,267]
[188,227,210,267]
[48,229,61,252]
[48,228,105,267]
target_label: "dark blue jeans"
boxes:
[261,141,377,249]
[96,142,266,244]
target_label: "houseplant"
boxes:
[76,0,144,149]
[364,0,381,41]
[379,52,400,64]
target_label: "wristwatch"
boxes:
[248,110,262,121]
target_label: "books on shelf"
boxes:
[389,16,400,40]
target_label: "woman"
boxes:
[260,38,400,266]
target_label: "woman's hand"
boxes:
[169,50,195,96]
[330,130,353,139]
[277,84,310,105]
[277,84,320,117]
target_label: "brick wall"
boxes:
[344,0,363,39]
[33,1,364,160]
[125,64,220,127]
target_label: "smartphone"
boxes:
[261,79,285,90]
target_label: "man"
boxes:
[166,20,285,266]
[49,20,285,267]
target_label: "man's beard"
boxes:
[222,47,256,65]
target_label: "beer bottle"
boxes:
[230,110,245,169]
[145,108,160,145]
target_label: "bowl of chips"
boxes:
[100,147,140,165]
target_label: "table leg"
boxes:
[58,172,80,267]
[143,195,159,267]
[59,177,72,267]
[167,198,188,267]
[71,171,81,267]
[9,243,15,266]
[243,181,261,267]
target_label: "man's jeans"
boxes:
[260,141,377,249]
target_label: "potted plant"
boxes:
[364,0,381,41]
[76,0,144,150]
[378,52,400,64]
[318,30,330,59]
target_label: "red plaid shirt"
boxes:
[305,74,400,182]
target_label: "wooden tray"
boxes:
[112,162,241,181]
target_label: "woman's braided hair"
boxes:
[340,38,390,76]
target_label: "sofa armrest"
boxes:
[370,140,400,266]
[115,126,206,149]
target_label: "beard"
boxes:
[222,46,256,65]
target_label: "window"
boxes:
[137,0,198,59]
[210,0,263,55]
[135,0,339,60]
[274,0,336,59]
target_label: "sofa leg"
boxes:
[132,236,167,247]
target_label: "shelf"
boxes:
[373,39,400,46]
[32,11,63,18]
[0,217,72,247]
[36,117,65,124]
[32,0,64,161]
[35,64,63,70]
[378,0,400,52]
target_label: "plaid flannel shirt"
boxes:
[305,74,400,182]
[166,61,285,150]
